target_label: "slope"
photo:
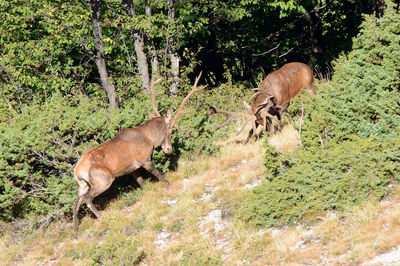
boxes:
[1,125,400,265]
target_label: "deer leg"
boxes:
[136,176,144,187]
[131,170,145,188]
[275,103,290,130]
[141,159,170,186]
[83,167,115,219]
[245,121,259,144]
[73,176,90,232]
[83,198,102,220]
[73,194,84,232]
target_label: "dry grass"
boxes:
[268,124,300,151]
[1,130,400,265]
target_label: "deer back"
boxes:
[259,62,314,106]
[75,117,169,179]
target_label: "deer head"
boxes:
[149,73,205,154]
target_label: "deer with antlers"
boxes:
[73,74,204,231]
[209,62,315,143]
[254,62,316,123]
[208,93,275,144]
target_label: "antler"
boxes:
[254,93,274,116]
[149,78,162,117]
[170,72,206,132]
[243,100,252,111]
[253,94,277,132]
[258,102,276,132]
[207,105,257,137]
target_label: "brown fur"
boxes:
[258,62,316,118]
[73,115,172,231]
[209,63,315,144]
[245,62,315,143]
[72,73,205,231]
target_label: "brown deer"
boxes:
[209,62,315,143]
[254,62,316,122]
[73,74,204,231]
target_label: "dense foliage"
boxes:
[239,136,400,227]
[298,7,400,147]
[238,3,400,227]
[0,78,248,221]
[0,0,396,222]
[0,0,382,108]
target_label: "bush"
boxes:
[91,234,145,265]
[238,136,400,227]
[297,4,400,148]
[0,73,249,221]
[238,4,400,227]
[0,92,150,221]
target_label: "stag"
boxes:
[254,62,316,122]
[73,74,204,231]
[209,62,315,143]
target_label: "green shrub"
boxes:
[262,140,290,179]
[238,136,400,227]
[0,73,248,221]
[0,92,149,221]
[296,5,400,148]
[239,5,400,227]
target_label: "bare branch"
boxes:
[279,46,295,58]
[252,43,281,57]
[30,148,61,167]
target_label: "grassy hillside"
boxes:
[1,5,400,264]
[1,127,400,265]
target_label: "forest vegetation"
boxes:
[0,0,400,264]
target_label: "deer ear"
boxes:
[148,112,156,119]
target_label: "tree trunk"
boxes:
[122,0,150,93]
[304,3,329,65]
[168,0,179,95]
[90,0,118,108]
[169,50,179,95]
[373,0,386,18]
[145,1,159,82]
